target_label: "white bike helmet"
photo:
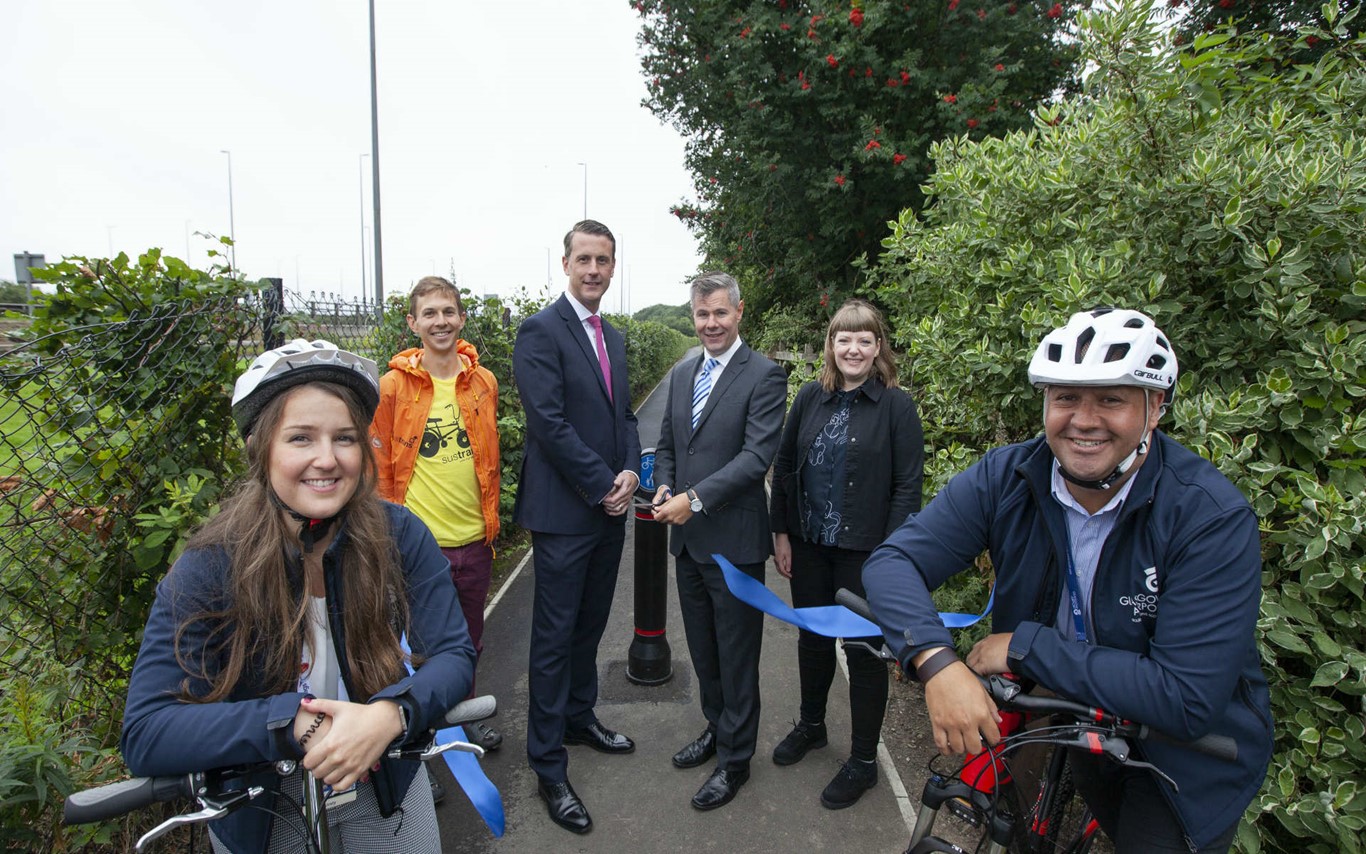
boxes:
[1027,308,1177,395]
[1028,309,1177,491]
[232,339,380,437]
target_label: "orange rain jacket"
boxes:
[371,341,501,545]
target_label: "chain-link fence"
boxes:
[0,288,385,720]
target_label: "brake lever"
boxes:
[386,740,485,762]
[417,740,485,761]
[1120,756,1179,793]
[1085,734,1180,793]
[134,787,263,852]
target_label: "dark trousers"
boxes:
[1069,749,1238,853]
[440,541,493,696]
[526,525,625,782]
[675,551,764,772]
[787,538,888,761]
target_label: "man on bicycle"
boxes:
[863,309,1272,853]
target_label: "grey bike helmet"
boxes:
[231,339,380,437]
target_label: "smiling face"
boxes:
[266,385,363,521]
[1044,384,1163,507]
[563,232,616,312]
[832,328,880,389]
[407,290,466,356]
[692,288,744,356]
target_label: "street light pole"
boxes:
[368,0,385,311]
[359,153,369,301]
[219,150,237,274]
[577,161,588,220]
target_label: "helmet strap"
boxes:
[268,489,340,554]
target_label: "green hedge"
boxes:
[867,4,1365,851]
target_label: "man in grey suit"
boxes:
[651,271,787,811]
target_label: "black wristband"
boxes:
[915,648,960,684]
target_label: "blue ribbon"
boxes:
[432,722,504,837]
[714,554,881,637]
[401,637,504,837]
[713,553,992,636]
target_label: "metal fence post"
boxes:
[262,278,284,350]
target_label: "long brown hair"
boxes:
[819,299,900,392]
[173,381,410,703]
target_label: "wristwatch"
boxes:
[687,489,704,513]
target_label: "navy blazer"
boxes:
[654,343,787,565]
[513,294,641,534]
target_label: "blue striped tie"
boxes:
[691,357,719,429]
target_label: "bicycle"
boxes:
[833,589,1236,854]
[63,695,498,853]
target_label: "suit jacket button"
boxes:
[688,448,695,455]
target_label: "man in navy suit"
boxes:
[512,220,641,835]
[652,271,787,811]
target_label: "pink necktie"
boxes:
[587,314,613,402]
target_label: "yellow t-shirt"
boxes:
[405,376,485,547]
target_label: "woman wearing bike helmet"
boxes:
[864,309,1272,853]
[121,339,475,853]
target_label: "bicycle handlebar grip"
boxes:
[1146,727,1239,761]
[63,776,188,825]
[444,695,496,727]
[835,587,874,621]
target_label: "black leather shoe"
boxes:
[537,778,592,834]
[690,766,750,811]
[563,721,635,754]
[672,728,717,769]
[430,777,446,806]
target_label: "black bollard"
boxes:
[628,448,673,685]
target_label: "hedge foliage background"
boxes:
[867,3,1364,850]
[0,262,687,850]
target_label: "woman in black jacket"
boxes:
[768,299,924,809]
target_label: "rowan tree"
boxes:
[634,0,1083,332]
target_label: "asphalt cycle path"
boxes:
[434,346,914,852]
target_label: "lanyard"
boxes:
[1062,543,1089,643]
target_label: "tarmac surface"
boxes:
[433,347,916,853]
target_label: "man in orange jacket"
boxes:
[371,276,503,754]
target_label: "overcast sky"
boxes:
[1,0,703,313]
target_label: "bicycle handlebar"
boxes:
[444,695,496,727]
[978,675,1237,761]
[833,588,1237,762]
[835,586,875,622]
[64,695,500,827]
[64,775,196,826]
